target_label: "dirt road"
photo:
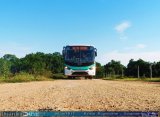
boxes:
[0,79,160,111]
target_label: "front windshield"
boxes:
[66,50,94,62]
[64,46,95,66]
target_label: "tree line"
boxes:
[0,52,64,78]
[103,59,160,78]
[0,52,160,78]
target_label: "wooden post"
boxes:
[150,64,152,79]
[138,65,139,78]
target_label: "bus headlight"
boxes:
[89,66,94,70]
[65,66,71,70]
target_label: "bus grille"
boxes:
[72,72,88,76]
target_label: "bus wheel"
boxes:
[68,76,72,79]
[89,76,93,80]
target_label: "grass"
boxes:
[142,78,160,82]
[0,72,54,83]
[52,73,67,79]
[103,77,160,82]
[0,72,69,83]
[0,72,80,83]
[1,72,159,83]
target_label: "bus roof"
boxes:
[66,45,94,47]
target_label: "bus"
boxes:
[62,45,97,79]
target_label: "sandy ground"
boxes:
[0,79,160,111]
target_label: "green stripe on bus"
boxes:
[65,64,95,70]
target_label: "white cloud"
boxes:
[115,21,131,34]
[136,44,147,49]
[97,51,160,66]
[125,44,147,50]
[114,21,131,40]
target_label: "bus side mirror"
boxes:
[95,48,97,56]
[62,50,65,57]
[62,47,66,57]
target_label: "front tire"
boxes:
[89,76,93,80]
[85,76,93,80]
[68,76,75,79]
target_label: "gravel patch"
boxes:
[0,79,160,111]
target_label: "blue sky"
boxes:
[0,0,160,65]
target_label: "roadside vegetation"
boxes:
[0,52,103,83]
[0,52,160,83]
[0,52,64,83]
[102,59,160,82]
[103,77,160,82]
[0,72,53,83]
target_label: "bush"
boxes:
[42,70,53,78]
[0,72,54,83]
[52,74,67,79]
[5,72,35,83]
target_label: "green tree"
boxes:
[0,58,11,78]
[3,54,20,74]
[154,62,160,77]
[95,62,104,78]
[18,52,64,76]
[104,60,125,78]
[21,52,46,75]
[125,59,150,78]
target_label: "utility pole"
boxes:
[137,65,139,78]
[150,64,153,79]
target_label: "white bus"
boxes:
[62,45,97,79]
